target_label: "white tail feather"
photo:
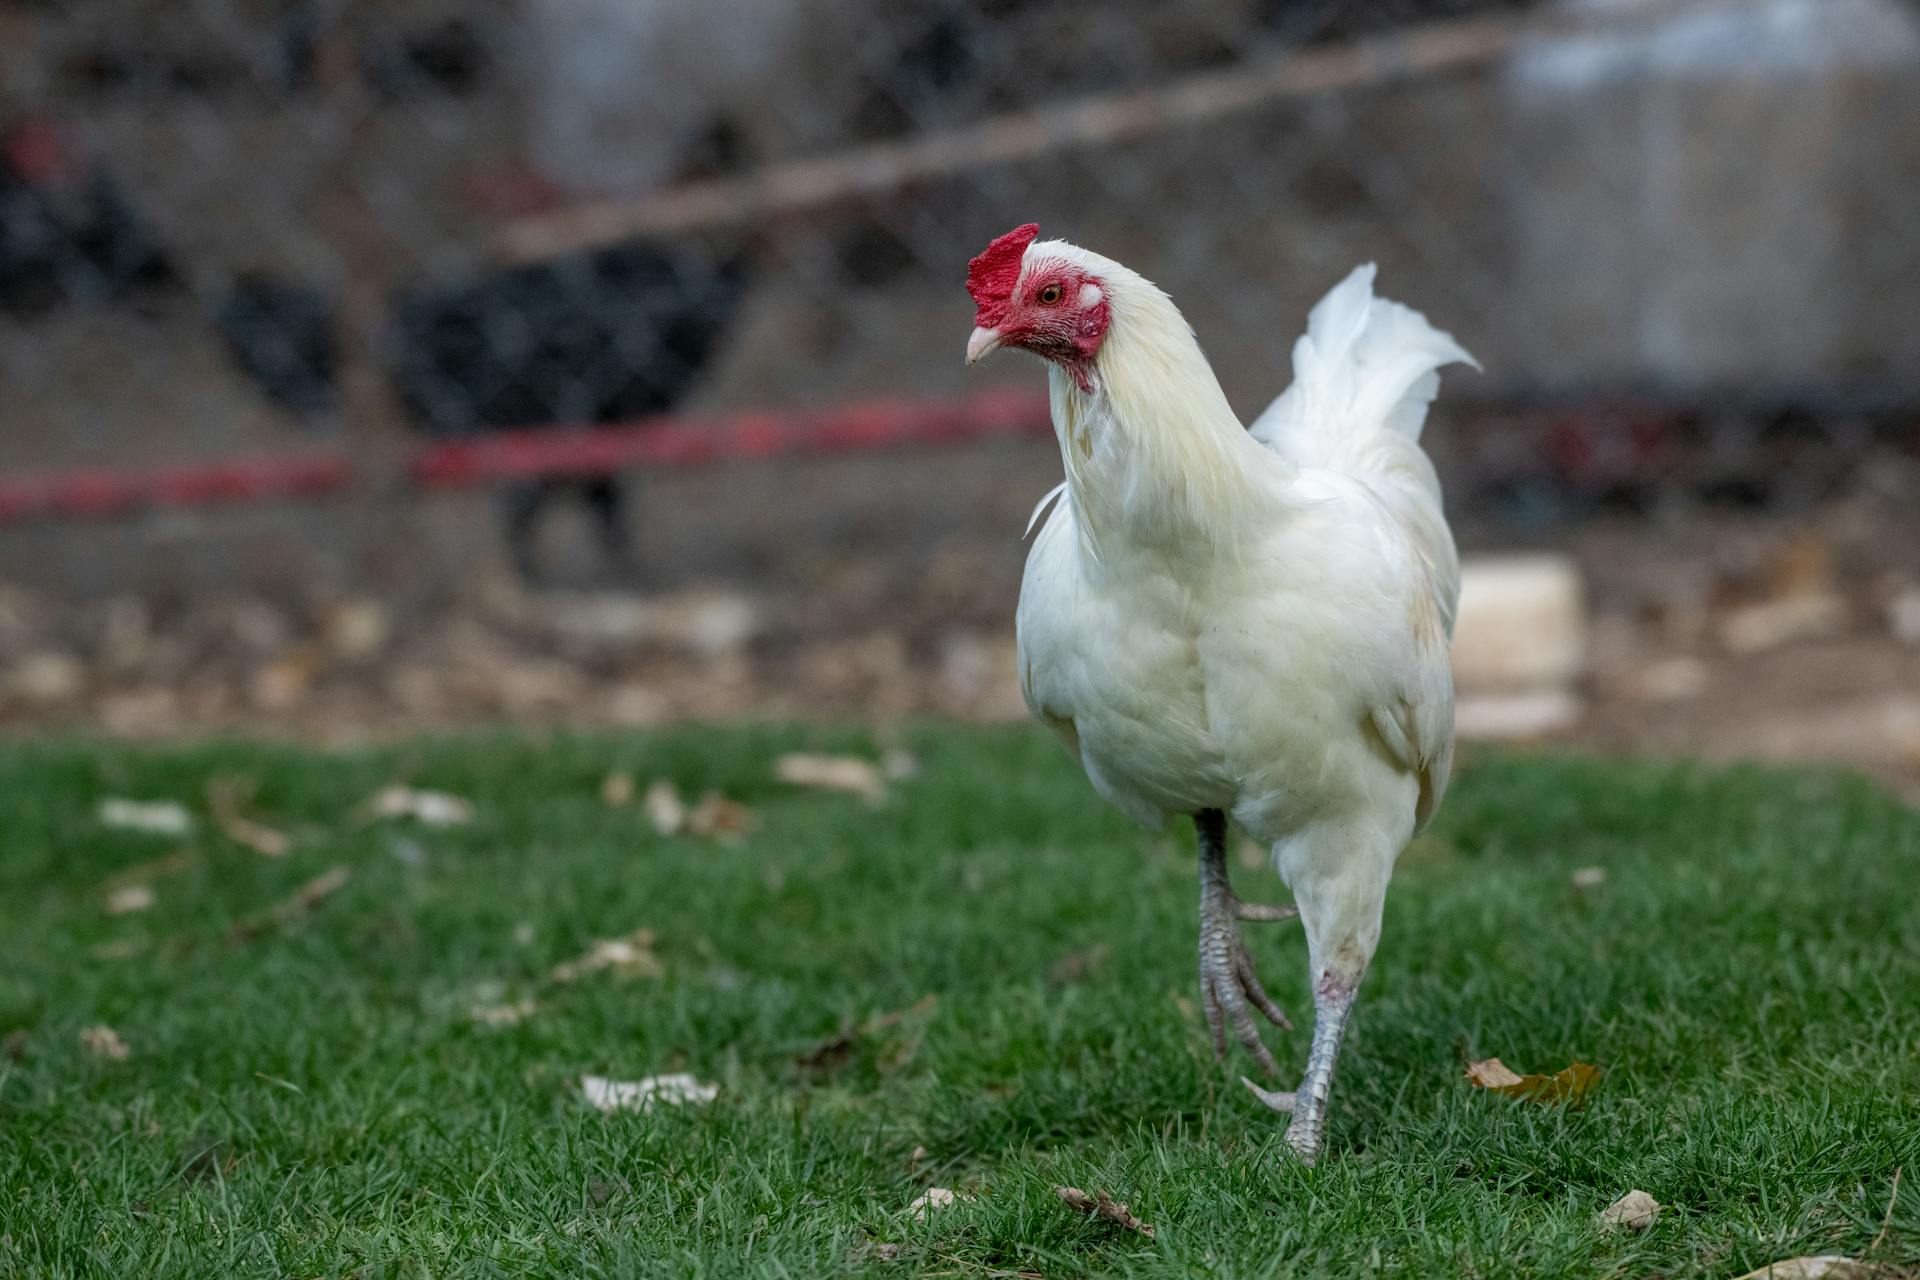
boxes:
[1251,264,1475,638]
[1248,263,1477,467]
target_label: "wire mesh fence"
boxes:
[5,0,1917,495]
[3,0,1920,753]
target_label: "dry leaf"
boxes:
[1600,1189,1661,1231]
[1571,866,1607,889]
[686,791,756,841]
[549,929,662,982]
[469,999,537,1026]
[104,884,155,915]
[206,776,291,857]
[1466,1056,1601,1104]
[776,753,887,806]
[364,786,473,827]
[580,1072,717,1112]
[1055,1185,1156,1238]
[1047,943,1111,987]
[98,798,194,836]
[796,995,938,1069]
[80,1024,129,1060]
[100,848,197,890]
[1732,1260,1898,1280]
[601,772,635,807]
[908,1187,961,1219]
[230,866,350,941]
[643,780,686,836]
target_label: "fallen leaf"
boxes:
[469,999,537,1026]
[99,848,197,890]
[908,1187,962,1219]
[1465,1056,1601,1104]
[643,780,685,835]
[1600,1189,1660,1231]
[1732,1260,1897,1280]
[580,1072,717,1112]
[230,866,350,941]
[776,753,887,806]
[205,776,291,857]
[98,798,193,836]
[686,791,757,841]
[364,786,473,827]
[104,884,155,915]
[1047,943,1111,987]
[1571,866,1607,889]
[80,1024,130,1060]
[1055,1185,1156,1238]
[601,772,635,807]
[795,995,938,1069]
[550,929,663,983]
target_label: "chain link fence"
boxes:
[2,0,1919,753]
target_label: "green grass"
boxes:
[2,726,1918,1279]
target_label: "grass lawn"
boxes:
[2,726,1918,1278]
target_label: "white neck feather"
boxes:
[1041,249,1284,561]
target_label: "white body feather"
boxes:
[1015,251,1473,978]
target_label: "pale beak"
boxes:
[965,325,1004,365]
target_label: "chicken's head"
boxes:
[965,223,1110,385]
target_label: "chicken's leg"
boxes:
[1195,809,1295,1079]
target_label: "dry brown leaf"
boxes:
[796,995,938,1069]
[601,772,635,807]
[581,1072,717,1112]
[1047,943,1111,987]
[1055,1185,1156,1239]
[230,866,350,941]
[104,884,155,915]
[80,1024,129,1060]
[206,776,292,857]
[100,848,197,890]
[1465,1056,1601,1103]
[1732,1260,1898,1280]
[643,780,686,835]
[98,798,194,836]
[549,929,662,982]
[364,786,473,827]
[1599,1189,1661,1231]
[686,791,757,842]
[775,753,887,806]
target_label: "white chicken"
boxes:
[964,223,1475,1161]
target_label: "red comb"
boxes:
[967,223,1039,328]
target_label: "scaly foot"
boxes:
[1195,810,1296,1077]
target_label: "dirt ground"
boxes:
[2,433,1918,798]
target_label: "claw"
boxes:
[1235,948,1293,1031]
[1240,1076,1297,1113]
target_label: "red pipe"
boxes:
[0,389,1053,527]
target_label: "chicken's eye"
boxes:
[1037,283,1063,305]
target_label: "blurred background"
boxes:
[1,0,1917,789]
